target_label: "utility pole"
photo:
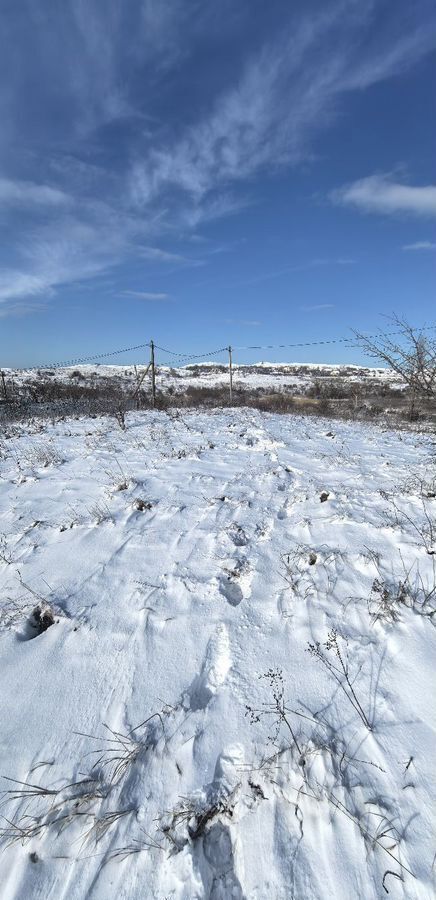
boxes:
[228,346,233,405]
[0,369,7,403]
[133,362,151,410]
[150,340,156,408]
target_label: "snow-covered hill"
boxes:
[0,408,434,899]
[2,360,400,396]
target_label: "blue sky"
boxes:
[0,0,435,367]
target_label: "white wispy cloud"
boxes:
[0,199,194,307]
[1,1,435,311]
[300,303,335,312]
[0,300,48,318]
[310,258,356,267]
[0,269,54,303]
[0,178,70,207]
[223,318,261,326]
[342,19,436,91]
[402,240,436,250]
[0,215,131,304]
[235,257,356,287]
[206,238,247,255]
[131,4,435,220]
[140,246,201,266]
[3,1,189,141]
[332,174,436,218]
[121,290,170,301]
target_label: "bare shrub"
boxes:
[0,535,14,566]
[307,629,372,729]
[0,714,165,852]
[245,668,303,757]
[26,441,63,468]
[246,669,415,892]
[160,786,239,851]
[380,489,435,555]
[307,379,350,400]
[108,828,165,861]
[367,556,435,625]
[2,356,435,427]
[0,597,33,632]
[88,499,113,525]
[113,407,126,431]
[355,315,436,418]
[78,715,164,786]
[0,774,106,847]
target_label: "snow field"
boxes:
[0,408,435,899]
[2,360,399,398]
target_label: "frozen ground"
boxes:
[0,408,435,899]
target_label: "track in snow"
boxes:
[0,409,435,899]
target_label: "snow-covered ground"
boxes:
[0,408,435,899]
[2,360,401,398]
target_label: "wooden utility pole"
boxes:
[0,369,7,402]
[133,363,151,410]
[150,340,156,408]
[228,346,233,405]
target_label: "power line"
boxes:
[9,322,436,372]
[154,344,228,365]
[28,342,226,371]
[232,323,436,352]
[35,342,152,370]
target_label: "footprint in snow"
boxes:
[219,577,243,606]
[254,521,272,541]
[189,624,231,710]
[202,746,245,897]
[165,745,244,889]
[227,523,248,547]
[204,823,244,900]
[214,743,245,791]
